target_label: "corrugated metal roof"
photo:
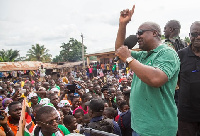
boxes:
[56,61,83,69]
[85,44,139,56]
[0,61,56,71]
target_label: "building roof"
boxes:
[85,44,139,57]
[0,61,56,71]
[56,61,83,69]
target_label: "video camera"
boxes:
[80,126,118,136]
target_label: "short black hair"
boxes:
[101,85,108,93]
[119,100,128,110]
[48,93,58,100]
[8,101,20,110]
[104,107,115,119]
[123,89,131,96]
[74,109,84,116]
[72,95,80,100]
[81,92,91,102]
[33,104,42,111]
[63,115,75,126]
[167,20,181,29]
[36,106,56,122]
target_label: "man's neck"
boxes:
[169,35,178,40]
[82,103,87,110]
[9,117,19,126]
[147,40,161,52]
[192,45,200,57]
[41,129,53,136]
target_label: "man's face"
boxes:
[103,90,109,99]
[9,103,22,120]
[127,77,132,84]
[137,24,154,51]
[117,96,124,106]
[59,83,65,90]
[50,95,59,107]
[94,86,101,95]
[121,80,127,87]
[2,84,7,89]
[85,95,92,103]
[164,24,171,39]
[74,112,83,124]
[88,84,94,92]
[109,88,116,99]
[5,99,13,108]
[121,105,129,113]
[107,79,112,85]
[70,118,78,131]
[49,80,55,87]
[62,105,71,115]
[35,83,41,90]
[39,111,59,134]
[112,78,117,84]
[31,96,38,105]
[72,98,81,108]
[190,24,200,48]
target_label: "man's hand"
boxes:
[115,4,135,51]
[119,5,135,25]
[115,45,132,62]
[0,111,7,125]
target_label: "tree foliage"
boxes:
[184,37,191,45]
[26,44,52,62]
[53,38,87,62]
[0,49,19,62]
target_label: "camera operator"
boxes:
[0,101,22,136]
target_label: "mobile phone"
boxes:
[66,84,76,94]
[0,111,5,120]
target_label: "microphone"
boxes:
[114,35,138,62]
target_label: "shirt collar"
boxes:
[90,116,103,122]
[187,44,196,57]
[149,44,166,53]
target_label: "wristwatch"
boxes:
[126,57,134,64]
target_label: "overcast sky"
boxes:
[0,0,199,58]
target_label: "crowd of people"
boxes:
[0,66,133,136]
[0,3,200,136]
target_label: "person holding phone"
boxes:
[0,101,22,136]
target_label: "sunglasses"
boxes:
[189,32,200,38]
[38,117,60,126]
[136,29,154,36]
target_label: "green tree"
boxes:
[89,56,97,61]
[52,55,63,63]
[26,44,52,62]
[0,49,19,62]
[57,38,87,62]
[184,37,191,46]
[161,35,166,40]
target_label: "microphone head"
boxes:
[124,35,138,49]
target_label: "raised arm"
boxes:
[115,5,135,51]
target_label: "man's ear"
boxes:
[169,27,173,32]
[153,31,158,37]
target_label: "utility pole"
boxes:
[81,33,85,69]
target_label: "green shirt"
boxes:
[130,44,180,136]
[52,124,70,136]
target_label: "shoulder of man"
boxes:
[58,124,71,135]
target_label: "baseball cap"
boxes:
[85,99,104,112]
